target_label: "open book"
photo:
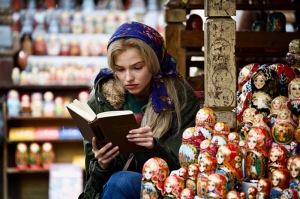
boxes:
[66,99,146,153]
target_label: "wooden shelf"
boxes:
[7,168,49,174]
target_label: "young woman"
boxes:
[78,21,200,199]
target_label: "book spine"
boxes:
[90,125,107,148]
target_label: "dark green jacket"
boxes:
[79,75,200,199]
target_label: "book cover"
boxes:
[66,99,147,153]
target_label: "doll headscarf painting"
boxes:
[94,21,180,113]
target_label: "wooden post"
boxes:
[204,0,237,129]
[164,0,187,77]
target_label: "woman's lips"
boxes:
[126,84,138,89]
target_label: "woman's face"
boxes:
[114,48,152,99]
[291,164,299,178]
[253,74,266,89]
[216,151,224,164]
[271,175,279,186]
[270,150,279,162]
[290,83,300,98]
[247,136,257,150]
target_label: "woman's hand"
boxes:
[127,126,154,149]
[92,137,119,169]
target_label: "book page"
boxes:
[96,110,134,118]
[67,102,96,122]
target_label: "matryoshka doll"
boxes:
[237,107,257,140]
[198,139,217,162]
[247,186,258,199]
[226,190,244,199]
[205,173,228,199]
[41,142,55,169]
[195,107,216,140]
[163,175,185,199]
[178,127,199,168]
[289,140,300,157]
[289,156,300,191]
[180,188,194,199]
[252,113,271,133]
[28,142,41,169]
[267,12,286,33]
[272,108,296,145]
[288,78,300,117]
[185,163,199,195]
[256,178,272,199]
[215,143,243,191]
[267,145,289,178]
[286,39,300,68]
[250,66,279,116]
[211,121,230,146]
[15,142,28,170]
[270,169,291,199]
[177,167,188,182]
[7,89,21,117]
[280,188,297,199]
[267,96,289,128]
[141,157,170,199]
[244,127,271,181]
[21,94,31,115]
[228,132,240,145]
[197,156,217,198]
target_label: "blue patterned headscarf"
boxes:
[94,21,180,113]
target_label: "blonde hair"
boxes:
[107,38,190,138]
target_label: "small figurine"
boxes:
[41,142,55,169]
[228,132,240,145]
[256,178,272,199]
[211,121,230,146]
[226,190,244,199]
[195,107,216,140]
[198,139,217,161]
[267,145,289,178]
[267,96,289,128]
[288,78,300,117]
[30,92,43,117]
[185,163,199,195]
[178,167,188,182]
[7,89,21,117]
[15,142,28,170]
[247,186,258,199]
[28,142,41,169]
[267,12,286,32]
[289,140,300,157]
[289,156,300,191]
[237,107,257,140]
[280,188,297,199]
[270,169,291,199]
[163,175,184,199]
[180,188,194,199]
[140,157,169,199]
[205,173,228,199]
[43,91,55,117]
[20,94,31,115]
[54,96,64,116]
[286,39,300,68]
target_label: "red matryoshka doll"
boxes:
[215,143,243,191]
[205,173,228,199]
[226,190,244,199]
[267,145,289,178]
[270,169,291,199]
[289,156,300,191]
[280,188,297,199]
[244,127,272,181]
[180,188,194,199]
[272,108,296,145]
[186,14,203,31]
[288,78,300,117]
[267,96,289,128]
[250,66,279,116]
[238,63,260,92]
[141,157,170,199]
[286,39,300,68]
[41,142,55,169]
[178,127,199,168]
[289,140,300,157]
[163,175,185,199]
[197,156,217,198]
[195,107,216,140]
[269,63,297,96]
[15,142,28,170]
[256,178,272,199]
[212,121,230,146]
[198,139,217,162]
[228,132,241,145]
[237,107,257,140]
[185,163,199,195]
[28,142,41,169]
[21,94,31,115]
[247,186,258,199]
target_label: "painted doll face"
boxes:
[290,163,299,178]
[271,175,280,186]
[144,167,153,180]
[270,150,279,163]
[197,109,209,122]
[216,151,225,164]
[253,74,266,89]
[278,109,290,120]
[247,135,257,150]
[290,82,300,98]
[200,140,210,149]
[182,128,194,140]
[165,182,172,194]
[272,99,281,110]
[214,122,224,131]
[188,166,195,177]
[199,161,207,173]
[207,180,216,192]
